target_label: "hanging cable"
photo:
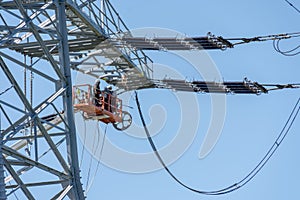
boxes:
[79,113,87,168]
[273,39,300,56]
[284,0,300,14]
[85,123,107,192]
[227,32,300,46]
[135,91,300,195]
[86,124,107,194]
[225,31,300,56]
[85,134,96,190]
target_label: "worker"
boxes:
[104,85,113,111]
[93,79,101,107]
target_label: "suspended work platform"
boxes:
[72,84,132,131]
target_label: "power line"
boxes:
[135,91,300,195]
[227,32,300,46]
[273,39,300,56]
[284,0,300,14]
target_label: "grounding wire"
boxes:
[135,91,300,195]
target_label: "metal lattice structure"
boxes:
[0,0,155,199]
[0,0,299,199]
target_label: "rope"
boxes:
[135,91,300,195]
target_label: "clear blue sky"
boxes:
[1,1,299,199]
[79,1,300,200]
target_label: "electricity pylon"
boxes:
[0,0,153,199]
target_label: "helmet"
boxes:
[106,85,112,90]
[101,77,109,81]
[99,74,110,82]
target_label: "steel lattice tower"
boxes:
[2,1,297,199]
[0,0,153,199]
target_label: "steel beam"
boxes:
[3,158,34,200]
[13,0,66,82]
[0,56,70,173]
[3,146,69,180]
[0,87,65,138]
[56,0,85,199]
[0,52,57,82]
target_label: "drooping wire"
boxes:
[86,124,107,194]
[85,123,107,193]
[227,32,300,56]
[135,91,300,195]
[273,39,300,56]
[209,97,300,195]
[284,0,300,14]
[227,32,300,45]
[85,127,98,190]
[79,113,87,168]
[282,0,300,55]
